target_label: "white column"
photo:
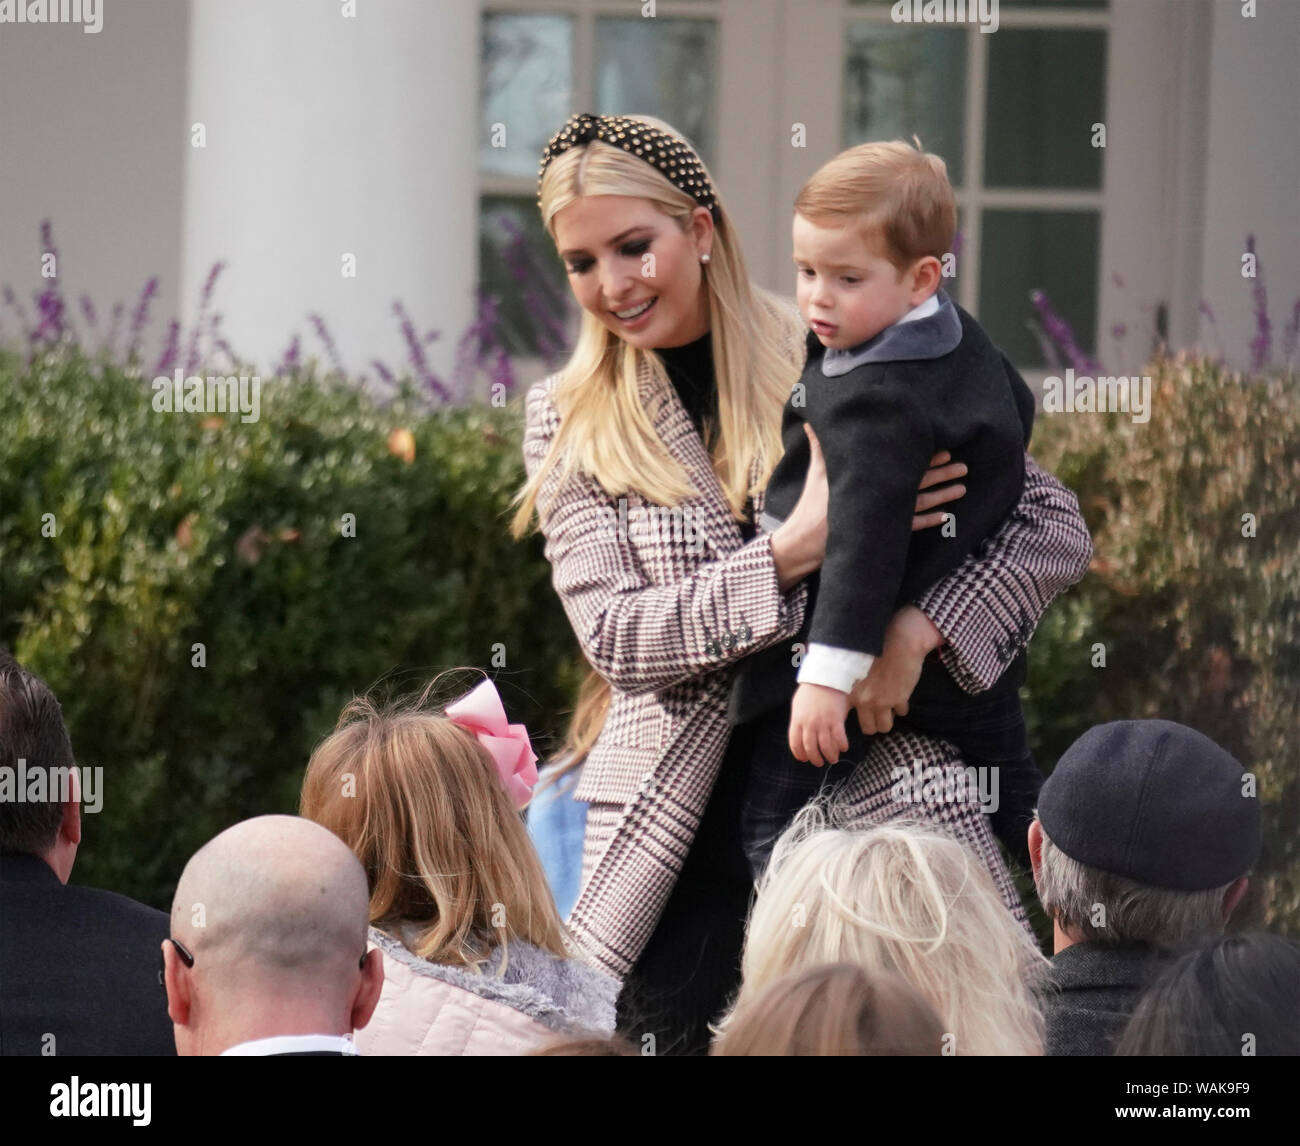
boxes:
[182,0,480,389]
[0,0,188,366]
[1098,0,1212,367]
[1196,0,1300,369]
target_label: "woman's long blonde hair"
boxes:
[536,661,611,792]
[299,677,570,972]
[509,114,804,538]
[721,809,1049,1055]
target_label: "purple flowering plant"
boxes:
[1032,234,1298,375]
[2,219,576,405]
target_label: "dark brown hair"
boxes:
[0,651,76,856]
[1116,931,1300,1056]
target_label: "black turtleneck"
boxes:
[657,330,718,443]
[654,331,755,541]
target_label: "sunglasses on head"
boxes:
[159,937,368,988]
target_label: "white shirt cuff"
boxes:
[797,643,876,693]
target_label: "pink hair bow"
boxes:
[444,679,539,808]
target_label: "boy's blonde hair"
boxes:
[510,114,805,536]
[710,962,943,1056]
[720,809,1048,1055]
[299,676,570,973]
[795,139,956,272]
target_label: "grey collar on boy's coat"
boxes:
[819,289,962,377]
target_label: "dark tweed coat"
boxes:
[1043,942,1166,1056]
[522,305,1093,980]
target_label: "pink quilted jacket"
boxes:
[353,926,619,1057]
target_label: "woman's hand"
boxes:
[848,605,944,735]
[771,424,829,592]
[913,451,967,531]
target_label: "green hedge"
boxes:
[0,346,584,909]
[1027,354,1299,934]
[3,345,1296,936]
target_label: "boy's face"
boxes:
[793,212,922,350]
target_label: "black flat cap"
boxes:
[1038,720,1261,890]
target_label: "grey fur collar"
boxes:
[820,290,961,376]
[369,926,618,1035]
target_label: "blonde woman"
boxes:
[509,112,1092,1054]
[711,963,944,1057]
[299,676,617,1055]
[725,813,1049,1055]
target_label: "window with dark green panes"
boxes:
[478,7,718,361]
[978,209,1100,366]
[479,194,572,366]
[480,13,574,361]
[480,13,573,180]
[842,19,967,316]
[843,22,966,185]
[596,17,716,167]
[844,0,1109,369]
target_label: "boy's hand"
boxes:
[849,605,942,734]
[789,682,851,767]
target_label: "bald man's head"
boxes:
[171,815,370,992]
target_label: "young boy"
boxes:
[729,140,1042,878]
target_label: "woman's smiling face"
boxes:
[552,195,714,350]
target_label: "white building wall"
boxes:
[0,0,189,366]
[181,0,479,385]
[1196,0,1300,369]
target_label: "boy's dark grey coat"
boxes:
[730,296,1037,725]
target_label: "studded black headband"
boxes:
[537,112,719,219]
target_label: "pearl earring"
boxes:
[700,253,711,264]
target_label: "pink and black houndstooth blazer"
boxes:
[522,300,1093,980]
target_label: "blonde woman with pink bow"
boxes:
[300,675,618,1055]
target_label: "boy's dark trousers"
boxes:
[738,684,1043,880]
